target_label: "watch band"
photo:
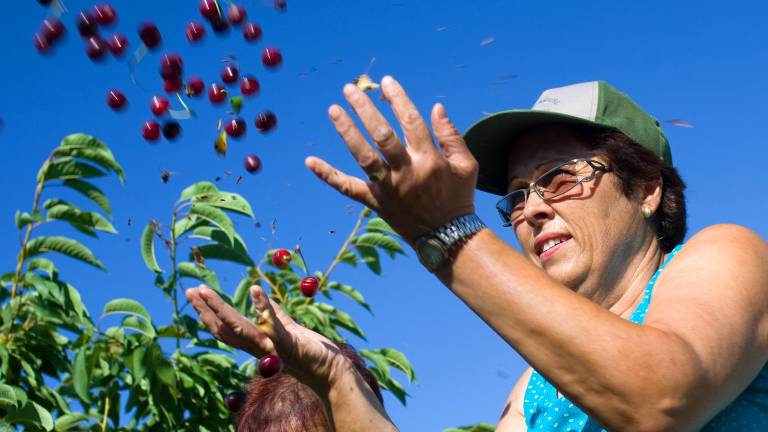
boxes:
[434,214,486,252]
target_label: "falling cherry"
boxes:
[107,33,128,56]
[240,76,259,96]
[243,22,262,42]
[261,47,282,68]
[209,83,227,104]
[255,111,277,132]
[244,155,261,173]
[138,22,162,49]
[142,120,161,141]
[107,90,126,110]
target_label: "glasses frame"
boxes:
[496,158,611,227]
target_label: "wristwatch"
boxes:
[414,214,486,272]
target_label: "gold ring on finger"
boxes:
[367,166,389,183]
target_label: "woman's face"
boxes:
[507,125,645,292]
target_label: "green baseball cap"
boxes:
[463,80,672,196]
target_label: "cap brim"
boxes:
[463,110,605,196]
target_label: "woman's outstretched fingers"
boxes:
[304,156,380,210]
[381,76,437,156]
[196,285,273,355]
[250,285,296,355]
[186,286,224,335]
[431,103,479,172]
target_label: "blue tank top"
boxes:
[524,244,768,431]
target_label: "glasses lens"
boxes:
[497,190,527,223]
[535,161,586,199]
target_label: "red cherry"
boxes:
[255,111,277,132]
[151,96,170,116]
[77,11,99,38]
[107,90,126,110]
[160,53,183,80]
[244,155,261,173]
[300,276,319,298]
[86,36,108,60]
[162,121,181,140]
[240,76,260,96]
[221,65,239,84]
[164,78,183,93]
[107,33,128,56]
[93,4,117,25]
[258,355,282,378]
[209,13,229,33]
[142,120,161,141]
[199,0,218,19]
[261,47,282,68]
[138,22,162,49]
[34,33,51,53]
[186,77,205,96]
[186,21,205,42]
[271,249,291,268]
[208,83,227,104]
[243,22,262,41]
[274,0,287,11]
[41,19,65,43]
[225,391,247,413]
[225,118,246,138]
[227,4,246,24]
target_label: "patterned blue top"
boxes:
[523,244,768,431]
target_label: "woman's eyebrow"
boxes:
[507,157,571,190]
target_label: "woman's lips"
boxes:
[539,238,571,263]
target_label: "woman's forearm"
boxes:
[434,229,701,430]
[314,364,398,432]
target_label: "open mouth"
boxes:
[537,236,572,262]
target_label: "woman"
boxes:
[188,78,768,431]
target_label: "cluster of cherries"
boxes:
[271,249,320,297]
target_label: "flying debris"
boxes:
[480,37,495,47]
[352,57,380,92]
[214,131,228,156]
[663,119,694,128]
[436,26,449,32]
[271,218,277,237]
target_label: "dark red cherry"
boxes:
[107,33,128,55]
[41,19,65,43]
[186,77,205,96]
[300,276,319,297]
[93,4,117,25]
[86,36,108,60]
[164,78,183,93]
[240,76,260,96]
[274,0,287,11]
[261,47,282,68]
[199,0,218,19]
[208,83,227,104]
[225,118,246,137]
[138,22,162,49]
[244,155,261,173]
[162,121,181,140]
[107,90,126,110]
[142,120,161,141]
[37,0,54,5]
[227,4,246,24]
[76,11,99,38]
[186,21,205,42]
[225,391,247,413]
[34,33,51,52]
[243,22,261,41]
[151,96,170,116]
[221,65,239,84]
[160,53,183,80]
[271,249,291,268]
[258,355,282,378]
[209,13,229,33]
[255,111,277,132]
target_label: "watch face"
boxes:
[418,239,446,268]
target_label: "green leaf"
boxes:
[230,96,243,114]
[58,133,113,156]
[338,249,358,267]
[332,308,365,339]
[73,349,91,403]
[62,179,112,216]
[5,401,54,431]
[26,236,105,270]
[141,223,162,273]
[188,204,235,246]
[443,423,497,432]
[173,216,207,239]
[0,384,17,407]
[354,245,381,275]
[26,258,58,279]
[354,232,405,258]
[102,298,152,322]
[361,350,390,381]
[15,210,43,229]
[180,181,219,200]
[177,262,221,293]
[194,243,254,267]
[53,147,125,182]
[44,200,117,236]
[365,217,399,236]
[385,377,409,406]
[40,159,107,183]
[122,315,157,338]
[327,281,371,312]
[54,413,90,431]
[190,191,254,217]
[233,276,253,315]
[189,226,249,252]
[380,348,416,382]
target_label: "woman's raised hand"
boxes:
[305,76,480,243]
[186,285,347,390]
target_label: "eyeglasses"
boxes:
[496,158,610,226]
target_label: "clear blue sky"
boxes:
[2,1,768,430]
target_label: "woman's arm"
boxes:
[437,224,768,431]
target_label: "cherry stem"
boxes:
[254,265,285,303]
[175,92,191,113]
[100,395,110,431]
[294,244,309,276]
[317,206,367,293]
